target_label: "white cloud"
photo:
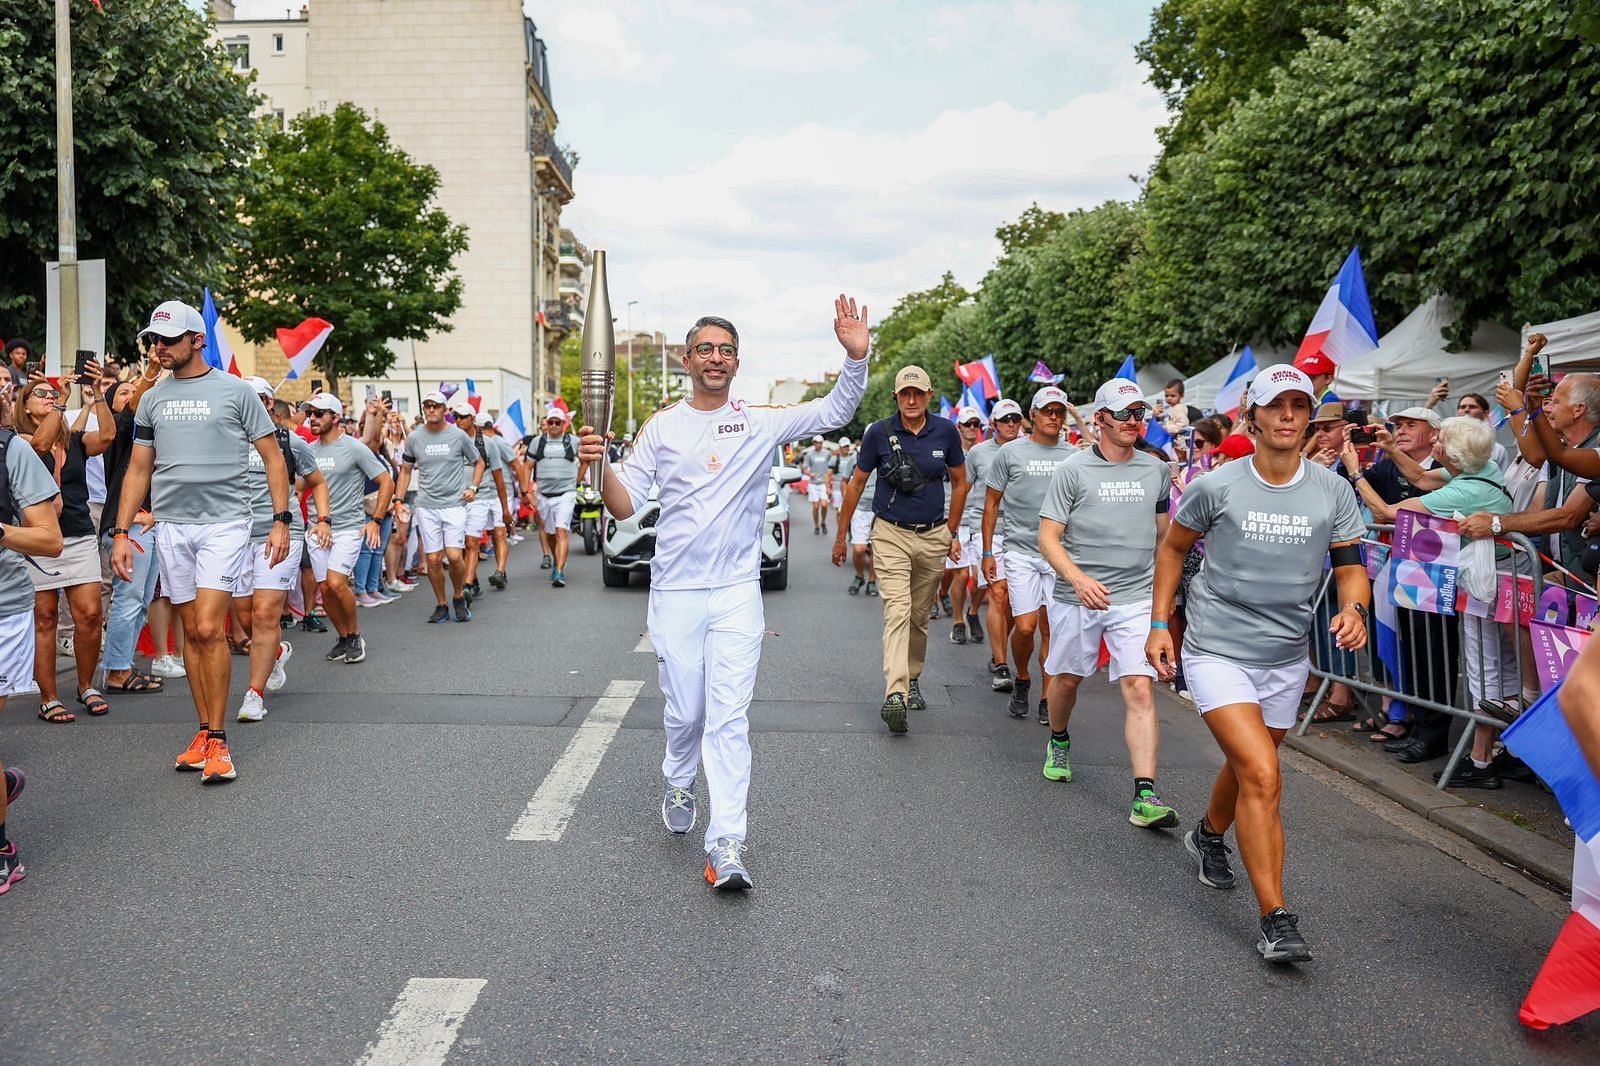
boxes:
[554,8,646,75]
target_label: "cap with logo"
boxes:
[956,405,984,424]
[838,437,851,446]
[304,393,344,416]
[1390,406,1442,429]
[991,398,1023,420]
[1092,378,1147,413]
[246,376,275,398]
[449,397,476,418]
[421,390,448,406]
[1293,350,1336,377]
[1247,365,1317,407]
[137,300,206,340]
[893,365,933,393]
[1031,385,1069,411]
[544,407,566,423]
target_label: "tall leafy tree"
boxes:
[869,271,971,368]
[226,103,468,388]
[0,0,261,354]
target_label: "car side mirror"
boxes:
[775,466,802,486]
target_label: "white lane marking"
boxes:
[507,679,645,842]
[634,633,653,653]
[357,978,487,1066]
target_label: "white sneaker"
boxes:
[150,655,186,679]
[237,688,266,722]
[356,592,380,608]
[385,579,411,594]
[373,591,398,605]
[267,640,292,693]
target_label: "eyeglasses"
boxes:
[995,414,1023,424]
[1105,407,1147,423]
[690,342,737,358]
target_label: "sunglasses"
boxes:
[959,419,982,428]
[422,401,444,409]
[1105,407,1147,423]
[151,332,191,347]
[30,388,60,400]
[995,414,1023,424]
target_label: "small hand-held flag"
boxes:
[1296,246,1379,366]
[494,398,527,440]
[938,395,954,421]
[1213,346,1257,415]
[200,288,240,376]
[465,378,483,413]
[1114,354,1137,384]
[277,318,334,380]
[1029,361,1065,385]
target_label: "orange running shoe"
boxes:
[201,737,237,784]
[175,728,209,771]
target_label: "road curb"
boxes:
[1284,730,1573,891]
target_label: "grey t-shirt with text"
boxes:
[0,441,62,618]
[532,433,580,496]
[133,369,276,524]
[489,435,518,489]
[835,451,858,481]
[246,433,317,543]
[962,438,1002,530]
[983,436,1075,558]
[802,447,832,480]
[1175,458,1366,668]
[312,434,389,531]
[1040,447,1171,605]
[402,425,478,511]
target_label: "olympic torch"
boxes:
[579,248,615,492]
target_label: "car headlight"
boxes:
[639,507,658,530]
[606,518,616,540]
[766,491,778,508]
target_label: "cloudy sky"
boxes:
[233,0,1165,399]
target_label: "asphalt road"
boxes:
[1,493,1596,1063]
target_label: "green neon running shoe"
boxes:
[1042,738,1072,782]
[1129,790,1180,829]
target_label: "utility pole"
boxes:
[533,188,545,407]
[56,0,80,369]
[626,299,637,432]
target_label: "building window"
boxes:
[272,33,284,54]
[226,39,250,71]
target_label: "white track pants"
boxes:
[647,581,764,850]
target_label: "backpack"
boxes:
[533,433,575,463]
[273,425,298,486]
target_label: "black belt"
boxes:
[875,516,945,534]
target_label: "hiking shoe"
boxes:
[1037,697,1049,725]
[489,569,507,590]
[967,613,984,642]
[1432,762,1502,789]
[427,604,451,624]
[950,622,967,645]
[1007,677,1032,718]
[4,767,23,804]
[175,728,210,771]
[1043,737,1072,782]
[881,693,909,735]
[0,843,24,896]
[237,689,266,723]
[540,553,553,569]
[201,737,237,784]
[343,634,367,664]
[704,837,752,891]
[267,640,293,693]
[661,787,696,835]
[865,580,878,597]
[551,569,566,588]
[453,597,472,622]
[1185,822,1235,889]
[907,678,927,711]
[1257,908,1312,963]
[990,662,1013,693]
[849,576,864,596]
[300,612,328,634]
[940,593,954,617]
[1130,791,1181,829]
[325,636,353,661]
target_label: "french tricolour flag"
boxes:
[1213,346,1256,415]
[277,318,334,380]
[1502,680,1600,1029]
[1295,246,1379,366]
[465,378,483,413]
[200,288,240,376]
[494,399,527,441]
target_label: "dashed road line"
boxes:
[357,977,487,1066]
[507,679,644,841]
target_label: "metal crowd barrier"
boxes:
[1294,522,1587,791]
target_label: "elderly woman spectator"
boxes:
[1344,416,1514,788]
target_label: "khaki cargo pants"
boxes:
[871,517,950,698]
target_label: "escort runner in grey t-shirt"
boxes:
[246,434,317,543]
[0,441,62,618]
[402,425,479,511]
[983,437,1075,558]
[962,437,1002,532]
[801,447,832,481]
[835,451,858,481]
[1175,458,1366,668]
[1040,447,1171,605]
[490,435,518,489]
[531,433,580,496]
[133,369,276,524]
[311,435,390,531]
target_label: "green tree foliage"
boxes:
[0,0,260,355]
[555,332,675,438]
[869,271,971,368]
[226,103,468,388]
[994,202,1066,254]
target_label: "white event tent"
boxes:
[1333,296,1518,407]
[1525,309,1600,370]
[1177,345,1292,411]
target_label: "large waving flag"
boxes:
[1296,246,1379,366]
[277,317,334,380]
[1502,680,1600,1029]
[1214,346,1257,414]
[959,380,989,418]
[494,398,527,441]
[1029,360,1065,385]
[465,378,483,413]
[955,359,999,400]
[980,354,1002,398]
[938,395,954,421]
[200,288,240,376]
[1114,354,1137,384]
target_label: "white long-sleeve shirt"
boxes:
[616,356,868,590]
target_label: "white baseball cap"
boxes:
[812,434,824,442]
[1390,406,1443,429]
[138,300,205,340]
[246,376,275,398]
[1031,385,1069,411]
[1247,365,1317,407]
[449,396,476,418]
[991,398,1023,419]
[304,393,343,416]
[421,390,448,406]
[1092,378,1147,413]
[543,407,566,422]
[838,436,851,446]
[955,406,984,424]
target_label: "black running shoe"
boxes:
[880,693,908,735]
[463,581,478,603]
[325,636,352,661]
[1432,762,1502,789]
[300,612,328,634]
[849,576,863,596]
[907,678,926,711]
[1257,908,1312,963]
[5,767,24,804]
[540,553,553,570]
[279,614,294,630]
[488,570,507,590]
[1007,677,1031,718]
[990,662,1013,693]
[427,604,451,624]
[865,581,878,597]
[1184,821,1236,889]
[1037,697,1049,725]
[950,623,967,644]
[453,597,472,622]
[967,613,984,642]
[343,634,367,664]
[940,593,953,617]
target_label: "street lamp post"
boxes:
[626,299,638,432]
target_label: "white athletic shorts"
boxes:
[416,505,467,554]
[807,481,828,503]
[540,491,576,535]
[0,609,37,697]
[465,498,498,538]
[849,508,874,547]
[309,527,363,581]
[946,526,980,571]
[234,538,304,596]
[155,519,251,604]
[831,486,843,508]
[1005,552,1055,613]
[1183,648,1311,731]
[1045,599,1157,680]
[978,532,1005,588]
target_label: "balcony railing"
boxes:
[541,300,574,333]
[530,127,574,194]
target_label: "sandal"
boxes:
[38,699,75,723]
[76,688,110,717]
[1311,699,1357,724]
[1369,721,1410,744]
[228,637,252,656]
[1352,714,1387,734]
[106,671,163,694]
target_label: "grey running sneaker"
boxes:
[1257,908,1312,963]
[427,604,451,624]
[880,693,909,734]
[343,634,367,664]
[1007,677,1032,718]
[990,662,1013,693]
[1037,697,1049,725]
[967,613,984,642]
[453,597,472,622]
[940,593,954,617]
[849,576,864,596]
[704,837,752,891]
[950,622,967,645]
[325,635,352,661]
[541,553,553,570]
[865,580,878,597]
[661,786,696,835]
[907,678,927,711]
[1185,821,1236,889]
[488,569,508,590]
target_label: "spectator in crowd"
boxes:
[5,339,32,390]
[1305,402,1350,470]
[1454,391,1510,471]
[1292,350,1338,404]
[1160,377,1203,431]
[99,352,165,694]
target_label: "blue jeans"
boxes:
[354,515,392,594]
[100,523,159,671]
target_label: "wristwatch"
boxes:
[315,515,331,525]
[1490,515,1503,535]
[272,511,294,526]
[1346,603,1369,624]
